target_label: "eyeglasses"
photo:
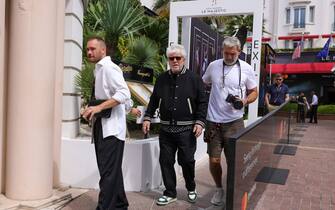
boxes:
[276,79,283,81]
[168,56,182,61]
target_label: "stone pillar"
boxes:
[53,0,65,188]
[62,0,84,138]
[6,0,57,200]
[0,0,7,193]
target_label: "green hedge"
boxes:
[282,103,335,114]
[318,105,335,114]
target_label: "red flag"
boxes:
[292,41,302,60]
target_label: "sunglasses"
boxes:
[168,56,182,61]
[276,78,283,81]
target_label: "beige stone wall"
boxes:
[53,0,65,189]
[0,0,7,193]
[5,0,57,200]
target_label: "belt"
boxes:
[160,120,195,126]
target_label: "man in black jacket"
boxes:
[142,44,208,206]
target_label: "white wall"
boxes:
[265,0,335,49]
[62,0,84,138]
[60,135,208,191]
[0,0,6,193]
[140,0,155,9]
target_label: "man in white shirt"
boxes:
[202,37,258,207]
[309,90,318,124]
[83,37,131,210]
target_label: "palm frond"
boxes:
[74,59,94,105]
[122,36,160,70]
[85,0,151,58]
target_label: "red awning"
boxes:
[321,34,335,38]
[278,35,319,40]
[246,37,271,42]
[266,62,335,74]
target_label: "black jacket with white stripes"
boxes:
[144,66,207,128]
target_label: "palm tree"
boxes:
[224,15,253,49]
[123,36,160,72]
[74,59,94,104]
[86,0,151,60]
[139,16,169,54]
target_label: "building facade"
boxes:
[263,0,335,49]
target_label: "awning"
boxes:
[278,35,319,40]
[266,62,335,74]
[246,37,271,42]
[321,34,335,38]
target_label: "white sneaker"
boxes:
[210,188,225,206]
[187,190,197,203]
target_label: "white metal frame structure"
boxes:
[169,0,263,124]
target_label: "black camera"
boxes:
[226,94,244,110]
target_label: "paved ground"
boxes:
[61,120,335,210]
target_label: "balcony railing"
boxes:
[288,0,311,4]
[293,22,305,28]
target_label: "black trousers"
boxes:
[159,129,197,198]
[309,105,318,123]
[297,105,305,123]
[93,119,128,210]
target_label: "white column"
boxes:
[181,17,192,69]
[6,0,57,200]
[62,0,84,138]
[247,0,263,124]
[53,0,66,188]
[0,0,7,193]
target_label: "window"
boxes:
[284,40,290,49]
[293,41,299,49]
[308,39,313,48]
[286,8,291,24]
[293,40,304,49]
[294,7,306,28]
[309,6,314,23]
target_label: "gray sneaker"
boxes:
[210,188,225,206]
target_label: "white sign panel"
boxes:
[169,0,263,124]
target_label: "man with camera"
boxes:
[202,36,258,207]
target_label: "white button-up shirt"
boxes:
[311,94,318,106]
[94,56,131,140]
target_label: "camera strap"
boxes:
[222,60,243,98]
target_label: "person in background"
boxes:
[202,36,258,207]
[142,44,208,206]
[265,73,289,112]
[309,90,318,124]
[297,92,307,123]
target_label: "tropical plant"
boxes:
[153,0,170,13]
[139,16,169,55]
[74,59,94,105]
[122,36,160,70]
[224,15,253,49]
[204,14,259,50]
[86,0,151,60]
[155,55,167,78]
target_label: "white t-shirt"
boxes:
[202,59,257,123]
[94,56,131,140]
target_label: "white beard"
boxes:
[223,57,238,66]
